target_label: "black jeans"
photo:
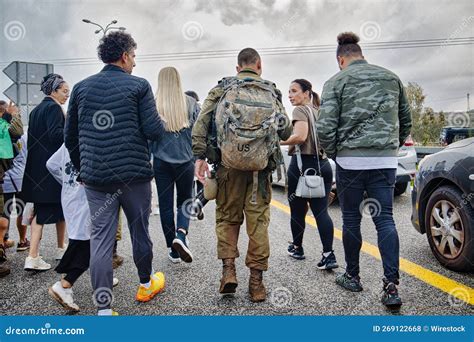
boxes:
[153,158,194,248]
[287,155,334,252]
[336,164,399,283]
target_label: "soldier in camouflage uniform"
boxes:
[317,32,412,309]
[192,48,292,302]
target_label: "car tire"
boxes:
[394,182,408,196]
[424,185,474,272]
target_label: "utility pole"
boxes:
[467,93,470,111]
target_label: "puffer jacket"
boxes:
[64,64,165,186]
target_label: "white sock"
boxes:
[98,309,112,316]
[323,251,332,257]
[141,281,151,288]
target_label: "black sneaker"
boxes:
[317,251,339,270]
[382,279,402,309]
[288,245,305,260]
[172,230,193,263]
[287,242,296,255]
[168,247,181,263]
[335,272,363,292]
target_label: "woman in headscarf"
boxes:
[23,73,69,271]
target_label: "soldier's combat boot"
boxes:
[249,268,266,302]
[219,258,238,294]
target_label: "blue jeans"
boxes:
[153,158,194,248]
[336,164,400,283]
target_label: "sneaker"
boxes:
[56,245,68,260]
[136,272,166,302]
[168,247,181,263]
[98,309,119,316]
[24,256,51,271]
[172,230,193,263]
[113,277,119,287]
[287,242,296,255]
[112,253,124,269]
[335,272,363,292]
[0,245,6,262]
[316,251,339,270]
[0,264,11,278]
[16,239,30,251]
[4,239,15,249]
[381,279,402,309]
[48,281,80,312]
[288,244,305,260]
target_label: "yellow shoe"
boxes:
[136,272,165,302]
[112,310,119,316]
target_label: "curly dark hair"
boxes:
[336,32,362,57]
[97,31,137,64]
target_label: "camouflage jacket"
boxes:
[317,59,412,159]
[191,69,292,170]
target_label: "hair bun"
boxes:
[337,32,360,45]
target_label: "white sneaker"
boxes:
[48,281,80,312]
[113,277,119,287]
[24,256,51,271]
[56,245,68,260]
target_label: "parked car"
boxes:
[273,136,417,197]
[440,126,474,146]
[411,137,474,271]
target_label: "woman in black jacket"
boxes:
[23,73,69,271]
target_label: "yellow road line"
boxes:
[271,199,474,306]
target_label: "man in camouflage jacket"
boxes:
[317,32,412,309]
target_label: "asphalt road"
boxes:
[1,186,473,316]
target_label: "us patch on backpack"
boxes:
[215,77,281,171]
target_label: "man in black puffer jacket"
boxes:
[64,31,166,315]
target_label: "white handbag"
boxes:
[294,106,326,199]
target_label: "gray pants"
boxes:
[85,181,153,310]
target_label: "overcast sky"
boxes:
[0,0,473,113]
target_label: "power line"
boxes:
[1,37,472,67]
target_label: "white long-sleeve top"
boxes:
[46,144,91,240]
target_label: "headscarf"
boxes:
[40,73,65,95]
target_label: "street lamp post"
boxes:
[82,19,126,35]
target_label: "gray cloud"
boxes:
[0,0,472,112]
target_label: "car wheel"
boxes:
[424,185,474,271]
[394,182,408,196]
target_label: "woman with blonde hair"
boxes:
[150,67,200,264]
